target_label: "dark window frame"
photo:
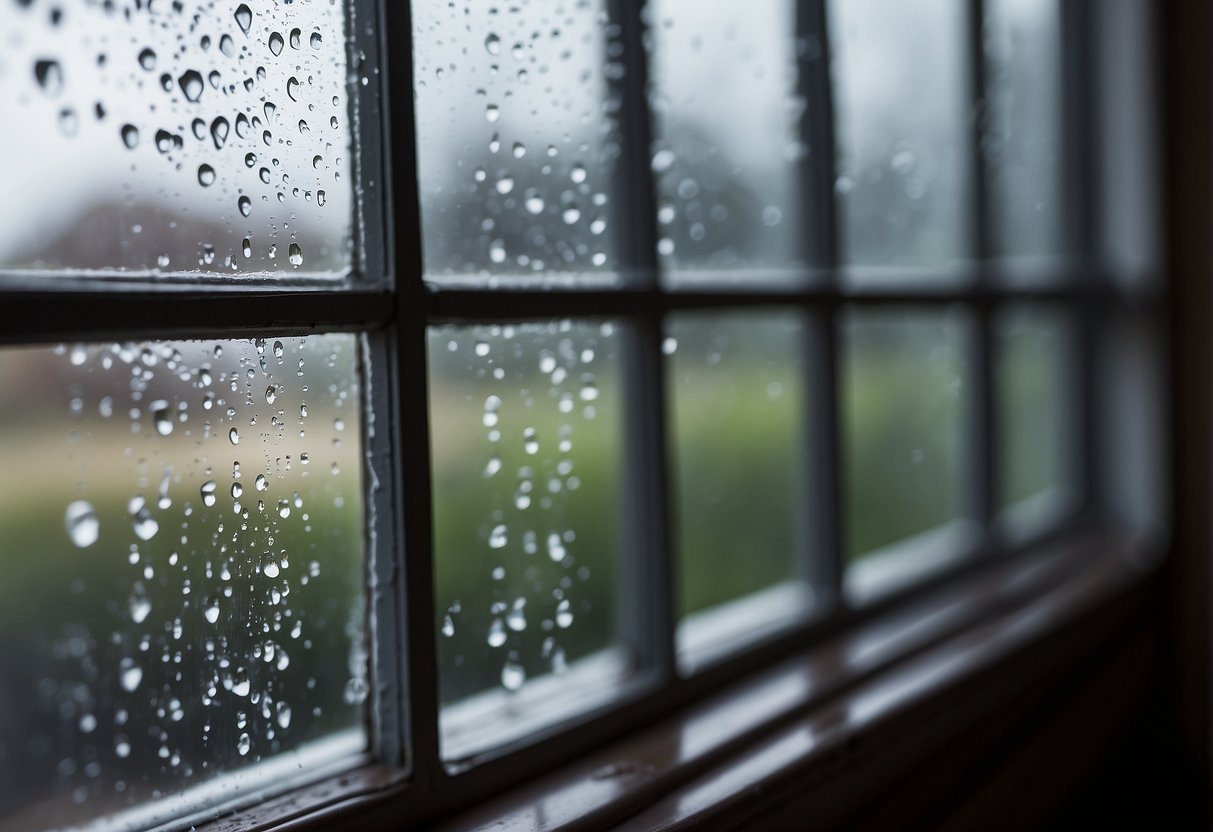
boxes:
[0,0,1162,828]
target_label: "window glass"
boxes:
[996,304,1073,534]
[986,0,1062,260]
[0,336,367,831]
[412,1,622,285]
[648,0,806,282]
[666,311,814,666]
[843,308,973,599]
[830,0,969,274]
[0,2,357,280]
[429,321,631,761]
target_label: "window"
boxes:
[0,0,1158,830]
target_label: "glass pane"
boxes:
[412,2,621,285]
[648,0,805,282]
[996,304,1073,534]
[842,309,972,598]
[986,0,1062,259]
[666,311,814,666]
[0,3,358,280]
[429,321,631,761]
[830,0,969,273]
[0,336,367,830]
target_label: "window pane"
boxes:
[429,321,631,761]
[830,0,969,273]
[996,305,1074,535]
[842,309,973,599]
[648,0,806,282]
[666,311,814,666]
[986,0,1062,260]
[0,3,358,281]
[0,336,367,830]
[412,3,621,285]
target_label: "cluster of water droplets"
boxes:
[1,0,355,274]
[413,0,621,279]
[30,335,366,816]
[436,322,615,700]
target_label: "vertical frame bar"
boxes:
[610,0,676,675]
[967,0,998,543]
[382,0,442,787]
[797,0,844,601]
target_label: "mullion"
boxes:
[383,0,441,792]
[610,0,676,676]
[967,0,997,537]
[797,0,843,602]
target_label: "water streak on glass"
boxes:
[985,0,1061,259]
[842,309,969,566]
[996,304,1073,533]
[0,1,355,279]
[830,0,969,272]
[0,336,366,830]
[429,321,629,760]
[411,1,622,284]
[648,0,806,281]
[666,311,813,663]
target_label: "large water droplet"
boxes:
[487,618,507,648]
[237,732,251,756]
[288,243,303,267]
[485,33,501,55]
[65,500,99,548]
[556,598,574,628]
[269,32,284,56]
[507,599,527,632]
[276,701,292,729]
[152,401,173,435]
[501,659,526,691]
[198,165,216,187]
[121,124,140,149]
[229,427,240,445]
[488,523,508,549]
[210,116,230,149]
[200,480,217,507]
[119,658,143,692]
[178,70,204,102]
[286,77,300,101]
[204,599,220,624]
[234,4,253,34]
[138,48,156,71]
[33,60,63,96]
[129,595,152,624]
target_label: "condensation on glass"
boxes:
[410,0,622,286]
[648,0,806,283]
[666,310,814,668]
[0,1,357,280]
[0,336,367,830]
[428,321,630,762]
[995,304,1074,537]
[842,308,974,600]
[985,0,1062,262]
[830,0,969,275]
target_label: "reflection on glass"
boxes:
[649,0,805,280]
[843,309,970,590]
[429,321,629,761]
[986,0,1061,259]
[666,311,813,664]
[0,3,356,278]
[0,336,367,830]
[996,305,1073,533]
[411,2,620,284]
[830,0,969,271]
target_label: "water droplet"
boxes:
[232,672,251,697]
[199,480,217,507]
[138,48,156,71]
[523,427,539,455]
[115,739,131,759]
[33,60,63,96]
[525,192,545,214]
[512,142,527,159]
[242,238,253,258]
[119,658,143,692]
[501,659,526,691]
[269,32,284,56]
[287,77,300,101]
[198,164,216,187]
[276,701,292,729]
[210,117,230,149]
[495,175,514,195]
[483,394,501,427]
[264,560,280,578]
[562,207,581,224]
[485,33,501,55]
[231,481,244,499]
[65,500,99,548]
[254,474,268,492]
[310,32,323,49]
[129,595,151,624]
[265,385,277,405]
[178,70,204,102]
[288,243,303,267]
[570,163,588,184]
[277,500,290,518]
[229,427,240,445]
[120,124,139,149]
[507,599,527,632]
[485,103,500,123]
[556,598,574,628]
[486,618,507,647]
[238,195,252,217]
[289,27,301,49]
[204,599,220,624]
[484,455,503,477]
[152,401,173,435]
[237,732,251,756]
[57,108,77,137]
[547,532,567,563]
[234,4,253,34]
[489,524,508,549]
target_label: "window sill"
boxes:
[190,524,1158,832]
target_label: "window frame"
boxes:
[0,0,1163,828]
